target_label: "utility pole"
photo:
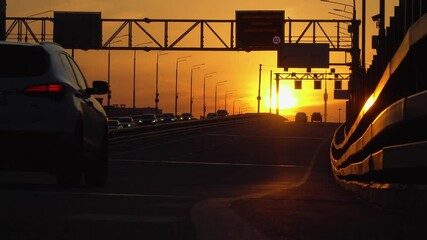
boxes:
[324,79,328,123]
[257,64,262,114]
[0,0,6,41]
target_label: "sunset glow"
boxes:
[5,0,400,122]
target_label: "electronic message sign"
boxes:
[54,11,102,49]
[236,10,284,50]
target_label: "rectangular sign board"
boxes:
[334,89,350,99]
[54,11,102,49]
[278,43,329,69]
[236,10,284,50]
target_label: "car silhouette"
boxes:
[216,109,229,117]
[138,114,158,125]
[0,41,110,187]
[295,112,308,123]
[311,112,323,123]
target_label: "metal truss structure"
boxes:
[4,17,354,66]
[273,72,350,81]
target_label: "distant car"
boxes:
[118,116,136,128]
[311,112,322,123]
[180,112,194,121]
[295,112,308,123]
[108,119,123,130]
[160,113,177,123]
[0,41,109,187]
[138,114,158,125]
[206,112,218,119]
[216,109,229,117]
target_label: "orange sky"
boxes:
[6,0,399,121]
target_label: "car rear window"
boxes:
[0,44,50,77]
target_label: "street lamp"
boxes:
[175,55,191,116]
[133,42,152,112]
[321,0,364,69]
[321,0,355,16]
[107,39,122,111]
[225,90,236,111]
[155,51,167,113]
[239,103,249,115]
[190,64,205,114]
[203,72,216,118]
[215,80,227,112]
[233,98,242,115]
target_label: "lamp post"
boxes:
[215,80,227,112]
[203,72,216,118]
[107,40,122,111]
[155,51,167,113]
[233,98,242,115]
[190,64,205,114]
[175,55,191,116]
[133,42,152,112]
[239,103,249,115]
[225,90,236,111]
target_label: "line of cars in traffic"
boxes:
[107,112,198,130]
[295,112,323,123]
[108,109,231,130]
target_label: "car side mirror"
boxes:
[87,80,109,95]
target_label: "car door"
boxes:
[61,54,106,151]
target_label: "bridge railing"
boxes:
[330,13,427,210]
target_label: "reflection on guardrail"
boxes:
[330,13,427,210]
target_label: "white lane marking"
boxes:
[109,159,305,168]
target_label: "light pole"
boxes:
[133,42,152,112]
[225,90,236,111]
[321,0,355,18]
[175,55,191,116]
[215,80,227,112]
[107,40,122,111]
[155,51,167,113]
[203,72,216,118]
[190,64,205,114]
[233,98,242,115]
[239,103,249,115]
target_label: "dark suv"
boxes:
[216,109,229,117]
[311,112,323,123]
[0,41,109,187]
[295,112,308,123]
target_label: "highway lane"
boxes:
[0,115,340,240]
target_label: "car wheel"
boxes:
[56,126,84,187]
[84,129,108,187]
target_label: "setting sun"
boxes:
[267,83,298,111]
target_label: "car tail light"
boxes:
[24,84,63,93]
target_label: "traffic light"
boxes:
[334,80,342,90]
[314,80,321,90]
[294,80,302,90]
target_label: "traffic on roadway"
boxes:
[1,114,426,240]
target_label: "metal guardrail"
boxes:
[330,14,427,209]
[108,113,280,145]
[331,90,427,179]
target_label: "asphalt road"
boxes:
[1,115,425,240]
